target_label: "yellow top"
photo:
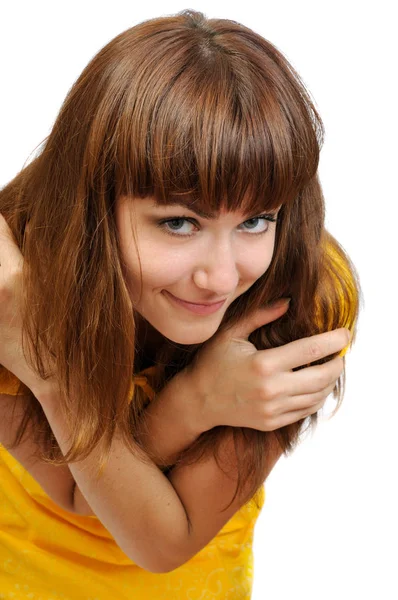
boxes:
[0,241,357,598]
[0,368,265,600]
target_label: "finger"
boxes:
[256,328,350,373]
[266,382,335,430]
[0,213,14,242]
[283,380,336,415]
[0,213,23,265]
[268,355,344,398]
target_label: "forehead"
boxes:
[147,193,282,218]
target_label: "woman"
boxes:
[0,9,360,599]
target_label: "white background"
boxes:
[1,1,396,598]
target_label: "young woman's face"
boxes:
[116,196,280,345]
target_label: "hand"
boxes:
[183,300,350,431]
[0,214,55,395]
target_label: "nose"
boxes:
[192,240,240,297]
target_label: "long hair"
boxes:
[0,9,361,509]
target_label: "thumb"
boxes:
[228,298,291,340]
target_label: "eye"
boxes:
[156,213,278,238]
[238,215,278,235]
[157,217,198,237]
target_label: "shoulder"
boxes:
[0,390,78,514]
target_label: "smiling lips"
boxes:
[163,291,227,315]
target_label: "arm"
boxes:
[37,371,283,573]
[132,368,210,466]
[74,370,209,514]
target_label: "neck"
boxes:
[134,314,165,372]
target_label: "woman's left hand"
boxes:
[0,214,53,396]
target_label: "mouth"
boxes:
[163,291,227,315]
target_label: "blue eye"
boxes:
[158,218,197,237]
[239,216,277,234]
[156,214,278,238]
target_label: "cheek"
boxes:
[123,238,191,292]
[243,239,276,282]
[245,260,271,285]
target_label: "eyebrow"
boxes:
[162,202,280,220]
[152,200,216,219]
[152,200,281,220]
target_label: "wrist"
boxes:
[135,369,210,468]
[165,368,214,435]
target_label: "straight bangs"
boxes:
[0,9,361,510]
[110,14,324,216]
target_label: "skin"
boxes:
[115,195,280,348]
[0,213,350,572]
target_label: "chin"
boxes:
[161,327,217,346]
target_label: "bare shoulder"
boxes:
[0,392,78,513]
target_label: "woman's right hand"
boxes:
[183,299,351,432]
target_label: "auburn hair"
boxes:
[0,9,361,509]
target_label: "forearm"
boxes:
[73,371,209,519]
[37,375,279,573]
[37,389,195,573]
[136,369,210,467]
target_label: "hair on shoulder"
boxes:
[0,9,362,509]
